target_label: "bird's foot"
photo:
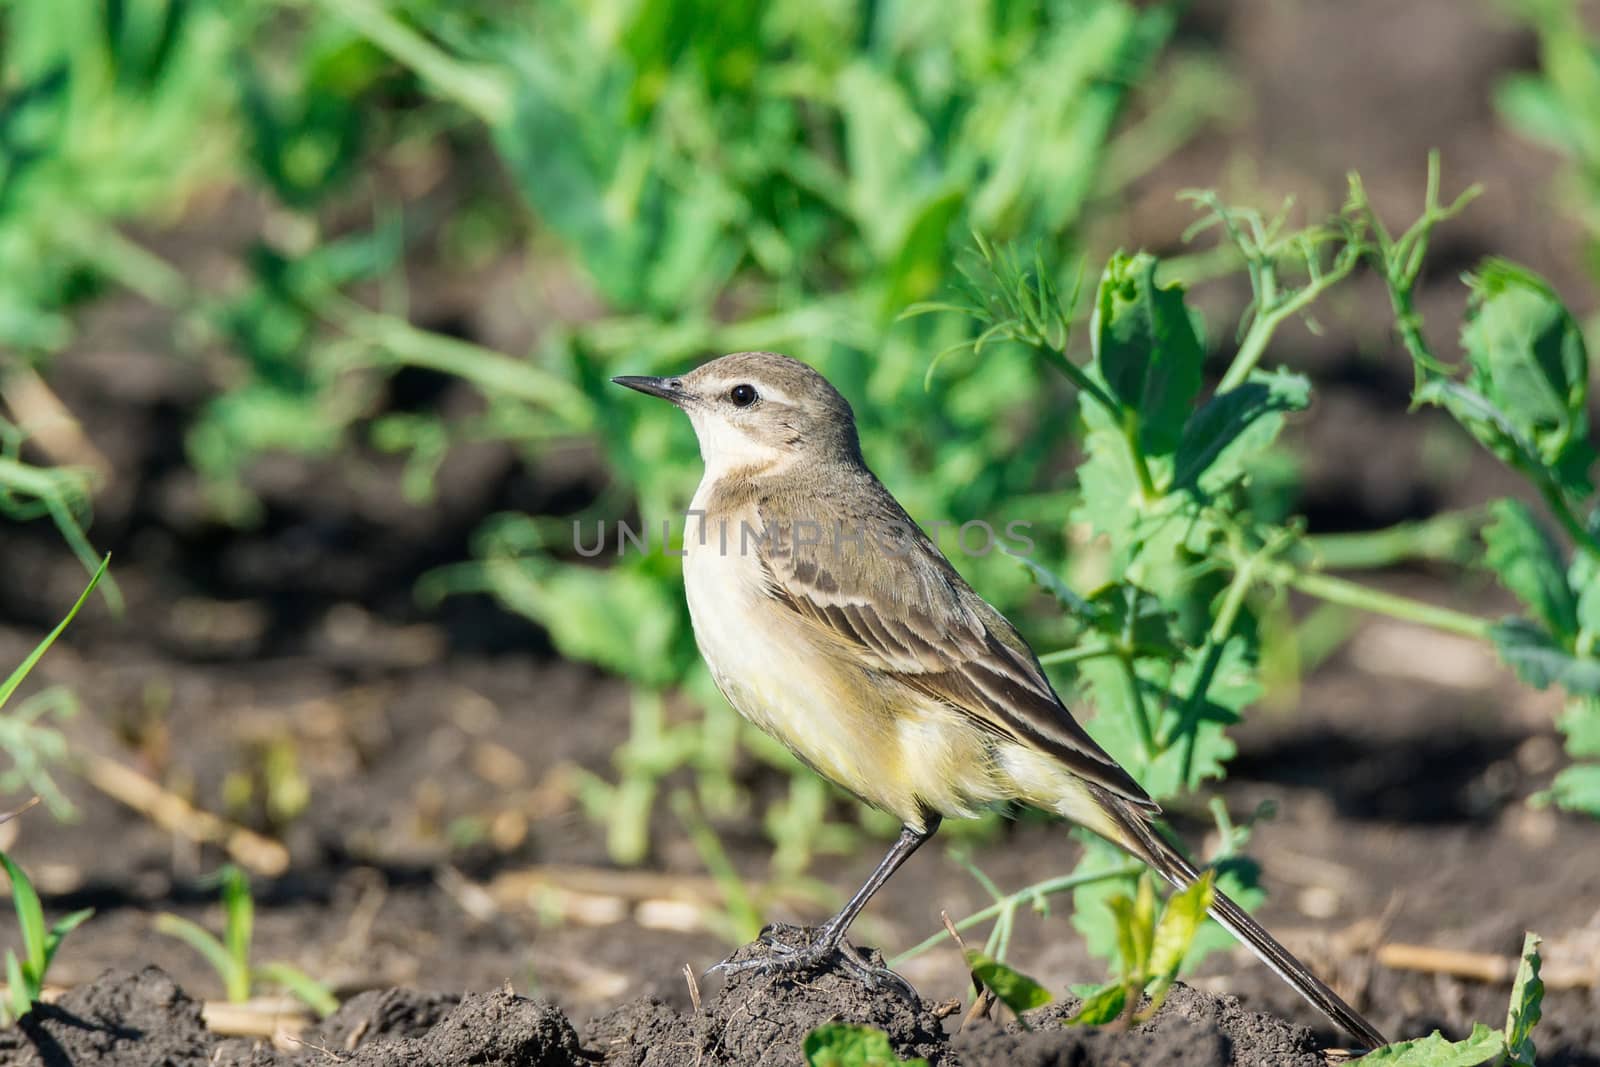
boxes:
[705,921,918,1002]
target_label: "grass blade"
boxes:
[43,907,95,971]
[253,962,338,1018]
[5,949,30,1020]
[1,852,47,985]
[154,913,249,1002]
[0,555,109,710]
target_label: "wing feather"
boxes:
[755,497,1156,813]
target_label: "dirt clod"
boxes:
[0,966,212,1067]
[952,984,1321,1067]
[586,941,948,1065]
[333,987,585,1067]
[308,987,462,1052]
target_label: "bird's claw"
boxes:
[703,924,918,1003]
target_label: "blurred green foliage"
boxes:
[0,0,1235,871]
[0,557,107,817]
[913,158,1598,973]
[3,1,1600,991]
[1496,0,1600,289]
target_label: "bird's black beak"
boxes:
[611,375,690,405]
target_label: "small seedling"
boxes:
[803,1022,930,1067]
[1067,871,1215,1026]
[964,950,1054,1022]
[0,845,93,1024]
[0,556,109,816]
[0,558,106,1022]
[154,865,337,1017]
[1362,932,1544,1066]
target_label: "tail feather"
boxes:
[1099,790,1388,1050]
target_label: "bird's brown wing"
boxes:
[753,493,1157,813]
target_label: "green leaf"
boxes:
[1548,763,1600,816]
[881,187,964,316]
[1006,548,1099,620]
[1503,932,1543,1067]
[1078,637,1249,800]
[1086,584,1179,656]
[1139,872,1216,1021]
[1492,618,1600,694]
[253,962,338,1018]
[1460,259,1593,497]
[1361,1023,1504,1066]
[0,555,109,711]
[1073,394,1145,542]
[964,951,1053,1014]
[1483,500,1578,638]
[1065,981,1127,1026]
[42,908,93,973]
[1091,251,1205,457]
[1557,697,1600,758]
[476,552,691,689]
[835,62,933,261]
[1,852,47,986]
[1415,379,1542,478]
[1147,872,1215,980]
[218,866,253,974]
[1570,516,1600,636]
[154,913,250,1002]
[802,1023,930,1067]
[5,949,29,1020]
[1173,369,1310,495]
[1111,875,1158,977]
[1495,75,1575,151]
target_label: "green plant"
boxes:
[1360,932,1543,1066]
[154,865,337,1017]
[803,1022,930,1067]
[903,871,1213,1030]
[1,0,1234,880]
[387,0,1230,872]
[1066,872,1213,1025]
[0,847,93,1023]
[0,554,108,816]
[0,409,118,610]
[1495,0,1600,301]
[901,154,1598,978]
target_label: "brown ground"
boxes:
[2,1,1599,1065]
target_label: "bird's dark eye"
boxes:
[729,383,758,408]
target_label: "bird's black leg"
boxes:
[707,820,938,999]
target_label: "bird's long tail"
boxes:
[1095,788,1388,1051]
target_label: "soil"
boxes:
[3,2,1600,1066]
[0,962,1328,1067]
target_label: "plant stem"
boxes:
[1121,411,1158,502]
[1039,640,1117,666]
[55,219,191,310]
[890,862,1144,966]
[1218,254,1359,393]
[1280,568,1495,640]
[1118,653,1158,760]
[327,298,596,423]
[1535,476,1600,562]
[311,0,513,126]
[1167,556,1256,774]
[1302,510,1483,569]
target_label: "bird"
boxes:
[612,351,1387,1049]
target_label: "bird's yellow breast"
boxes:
[680,502,1094,831]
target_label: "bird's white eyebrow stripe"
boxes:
[706,376,793,407]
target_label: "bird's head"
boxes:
[612,352,862,478]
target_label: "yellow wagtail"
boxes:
[614,351,1386,1048]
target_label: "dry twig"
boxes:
[78,752,289,876]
